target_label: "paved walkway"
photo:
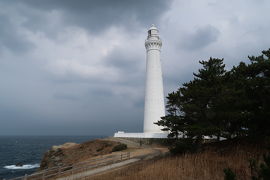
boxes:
[56,158,140,180]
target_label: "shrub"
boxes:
[96,147,103,152]
[259,154,270,180]
[112,143,127,152]
[250,153,270,180]
[223,168,236,180]
[169,139,199,154]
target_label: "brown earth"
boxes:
[89,138,269,180]
[39,139,124,170]
[39,137,268,180]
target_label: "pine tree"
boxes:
[156,58,228,142]
[156,49,270,152]
[232,49,270,137]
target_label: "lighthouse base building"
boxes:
[114,132,167,138]
[114,25,168,139]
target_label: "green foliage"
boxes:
[249,158,259,180]
[156,57,231,141]
[112,143,127,152]
[250,153,270,180]
[169,139,199,154]
[156,49,270,153]
[259,154,270,179]
[223,168,237,180]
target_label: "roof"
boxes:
[149,24,158,30]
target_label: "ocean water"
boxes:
[0,136,103,179]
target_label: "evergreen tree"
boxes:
[232,49,270,137]
[156,49,270,150]
[156,58,228,142]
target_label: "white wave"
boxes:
[4,164,40,170]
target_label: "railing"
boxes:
[9,152,130,180]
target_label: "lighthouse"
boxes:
[114,25,167,138]
[143,25,165,133]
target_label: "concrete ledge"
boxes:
[114,132,168,138]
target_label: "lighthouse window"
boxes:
[148,30,151,36]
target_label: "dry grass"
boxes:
[89,140,267,180]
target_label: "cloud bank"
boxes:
[0,0,269,135]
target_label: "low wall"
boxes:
[114,132,168,138]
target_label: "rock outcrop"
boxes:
[39,139,124,170]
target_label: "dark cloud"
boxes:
[104,47,143,78]
[181,25,220,50]
[107,55,139,73]
[53,93,80,101]
[13,0,173,34]
[0,14,33,52]
[0,0,270,136]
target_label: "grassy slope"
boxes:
[90,138,268,180]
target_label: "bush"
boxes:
[112,143,127,152]
[223,168,236,180]
[250,153,270,180]
[169,139,199,154]
[96,147,103,152]
[259,154,270,180]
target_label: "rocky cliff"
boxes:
[39,139,123,170]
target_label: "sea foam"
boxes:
[4,164,40,170]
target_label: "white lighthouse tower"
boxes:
[114,25,167,138]
[143,25,165,133]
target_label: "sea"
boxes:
[0,136,104,179]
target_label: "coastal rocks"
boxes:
[52,142,78,150]
[39,139,124,170]
[15,162,23,167]
[40,148,65,169]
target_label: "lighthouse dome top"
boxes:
[145,24,162,50]
[147,24,159,38]
[149,24,158,30]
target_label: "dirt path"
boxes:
[56,158,140,180]
[54,138,168,180]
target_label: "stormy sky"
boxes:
[0,0,269,135]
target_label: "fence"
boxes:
[9,152,130,180]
